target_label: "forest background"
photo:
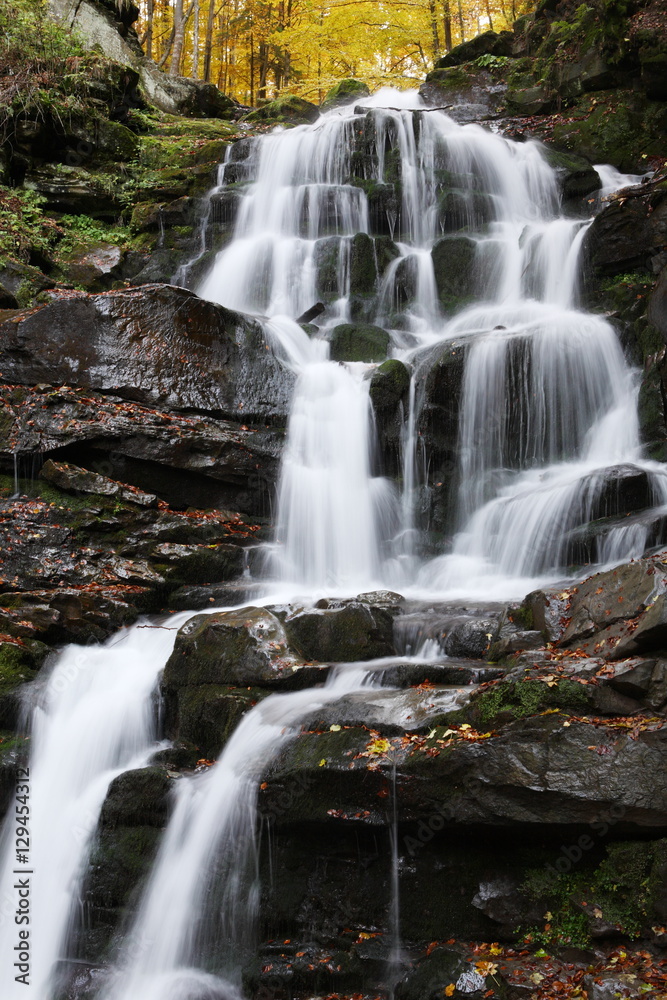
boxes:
[139,0,532,106]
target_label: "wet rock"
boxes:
[542,148,601,201]
[100,767,172,828]
[0,639,49,728]
[0,384,282,515]
[264,713,667,827]
[431,236,477,312]
[81,767,173,960]
[0,285,295,421]
[395,946,468,1000]
[40,459,157,507]
[583,176,667,278]
[244,95,319,125]
[368,359,410,472]
[164,607,321,689]
[284,602,395,662]
[648,264,667,338]
[302,686,470,735]
[329,323,390,362]
[434,30,514,68]
[349,232,378,295]
[172,685,268,759]
[320,78,370,111]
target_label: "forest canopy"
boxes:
[137,0,532,105]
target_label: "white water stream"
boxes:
[0,88,664,998]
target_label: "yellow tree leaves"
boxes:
[136,0,528,104]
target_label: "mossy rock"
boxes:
[85,824,162,912]
[284,602,395,662]
[0,640,49,728]
[523,838,667,945]
[329,323,390,362]
[542,148,601,199]
[163,607,323,690]
[349,232,377,295]
[244,95,319,126]
[320,78,370,111]
[431,236,477,311]
[368,358,410,414]
[470,677,592,727]
[100,767,172,828]
[173,685,268,759]
[550,90,667,173]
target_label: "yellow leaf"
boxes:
[318,758,326,767]
[460,724,472,731]
[444,985,455,997]
[330,724,341,732]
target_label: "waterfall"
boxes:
[0,616,192,1000]
[1,87,664,999]
[98,664,375,1000]
[194,90,663,597]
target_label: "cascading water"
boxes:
[191,88,665,596]
[2,87,665,1000]
[0,616,192,1000]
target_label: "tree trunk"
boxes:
[192,0,200,78]
[203,0,216,81]
[170,0,185,74]
[443,0,453,51]
[144,0,154,59]
[457,0,465,42]
[428,0,440,58]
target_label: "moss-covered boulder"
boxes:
[174,685,269,759]
[284,602,395,662]
[329,323,390,362]
[320,79,370,111]
[348,232,377,295]
[431,236,477,312]
[368,359,410,415]
[163,607,319,689]
[244,95,319,126]
[434,29,514,68]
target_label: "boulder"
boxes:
[244,95,319,125]
[321,79,370,111]
[582,176,667,277]
[262,713,667,828]
[0,384,282,514]
[329,323,390,362]
[163,607,321,689]
[39,459,157,507]
[431,236,477,311]
[0,285,295,421]
[542,148,601,200]
[434,30,514,68]
[49,0,236,119]
[284,602,395,662]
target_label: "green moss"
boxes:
[521,839,667,946]
[0,642,43,695]
[550,91,667,173]
[474,678,590,726]
[320,78,370,111]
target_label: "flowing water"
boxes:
[1,88,664,998]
